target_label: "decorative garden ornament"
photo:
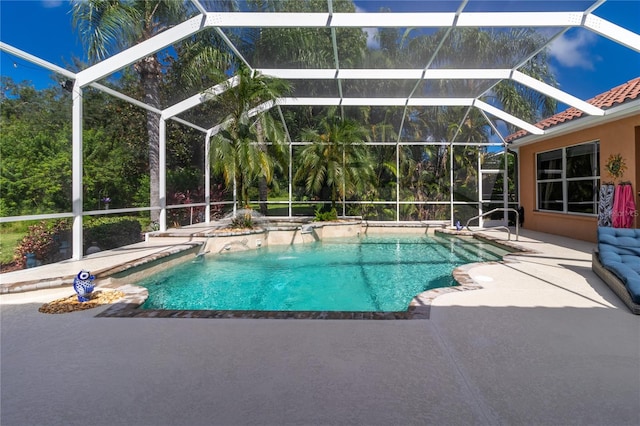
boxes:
[73,270,95,302]
[605,154,626,182]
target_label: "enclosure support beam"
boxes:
[71,83,83,260]
[477,153,483,228]
[205,130,212,224]
[159,118,167,232]
[289,142,293,218]
[503,145,509,225]
[450,142,455,227]
[396,141,400,222]
[583,14,640,53]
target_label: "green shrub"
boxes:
[12,217,144,268]
[231,212,254,229]
[84,216,143,252]
[13,220,71,268]
[314,207,338,222]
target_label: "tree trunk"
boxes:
[256,119,268,215]
[138,56,162,224]
[237,171,245,209]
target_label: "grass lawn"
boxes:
[247,203,317,217]
[0,232,24,264]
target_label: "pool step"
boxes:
[431,235,505,262]
[429,235,479,263]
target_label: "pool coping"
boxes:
[95,231,534,320]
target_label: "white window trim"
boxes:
[535,140,600,215]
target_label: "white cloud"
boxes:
[354,5,380,49]
[363,28,380,49]
[42,0,63,8]
[548,31,601,70]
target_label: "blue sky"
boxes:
[1,0,639,107]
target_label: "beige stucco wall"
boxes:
[518,114,640,243]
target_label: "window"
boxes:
[536,141,599,214]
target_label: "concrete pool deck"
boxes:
[1,229,639,425]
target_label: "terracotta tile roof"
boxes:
[505,76,640,143]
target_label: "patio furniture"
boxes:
[593,227,640,314]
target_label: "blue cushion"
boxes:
[606,262,634,282]
[598,227,640,302]
[620,255,640,274]
[599,249,621,264]
[627,277,640,304]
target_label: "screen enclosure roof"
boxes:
[1,0,639,143]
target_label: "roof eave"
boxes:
[508,99,640,149]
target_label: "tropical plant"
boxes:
[230,212,254,229]
[294,107,374,210]
[72,0,195,223]
[313,207,338,222]
[166,184,226,227]
[209,65,291,210]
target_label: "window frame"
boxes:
[535,140,600,216]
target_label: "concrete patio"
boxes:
[1,229,638,425]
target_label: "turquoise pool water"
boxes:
[139,234,507,312]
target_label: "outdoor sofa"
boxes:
[592,227,640,314]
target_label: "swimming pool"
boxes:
[138,234,507,312]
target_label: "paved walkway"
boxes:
[1,229,638,425]
[0,236,205,293]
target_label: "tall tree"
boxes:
[209,65,290,210]
[0,79,72,216]
[294,107,374,210]
[72,0,187,223]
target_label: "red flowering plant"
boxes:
[166,184,226,227]
[14,220,71,268]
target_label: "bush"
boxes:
[231,212,254,229]
[84,216,143,252]
[13,220,71,268]
[314,207,338,222]
[166,184,226,227]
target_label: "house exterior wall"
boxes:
[518,114,640,243]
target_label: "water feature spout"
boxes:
[193,237,212,262]
[219,238,250,253]
[299,224,319,243]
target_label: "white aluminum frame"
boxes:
[1,0,639,259]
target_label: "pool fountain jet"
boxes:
[193,246,210,263]
[192,236,213,263]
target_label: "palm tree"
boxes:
[73,0,236,224]
[294,107,374,211]
[72,0,189,223]
[209,65,290,210]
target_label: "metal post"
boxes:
[342,148,346,218]
[449,142,454,226]
[159,118,167,231]
[503,145,509,226]
[71,82,83,260]
[205,130,211,223]
[396,142,400,221]
[289,142,293,218]
[478,150,483,227]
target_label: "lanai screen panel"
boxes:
[2,0,639,222]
